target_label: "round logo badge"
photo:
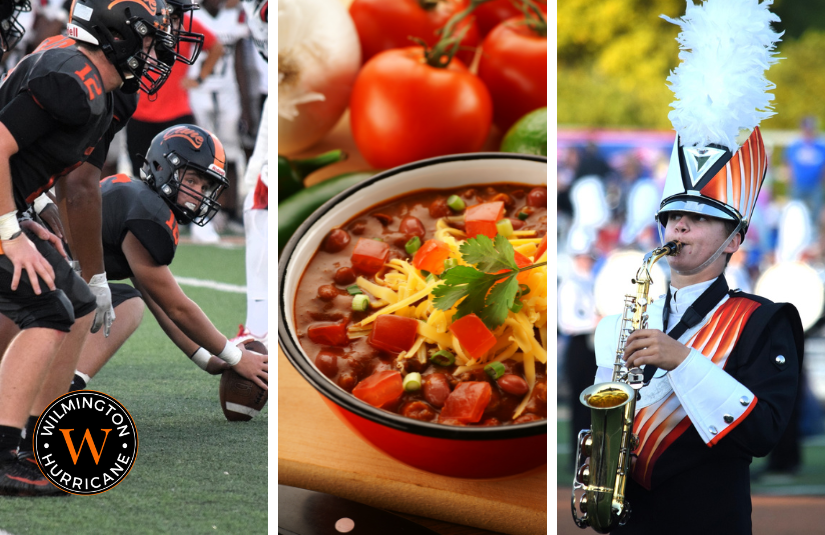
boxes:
[33,391,138,495]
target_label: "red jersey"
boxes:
[132,16,218,123]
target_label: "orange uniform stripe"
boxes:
[629,297,761,489]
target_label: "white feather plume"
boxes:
[662,0,782,151]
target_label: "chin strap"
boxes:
[658,219,743,276]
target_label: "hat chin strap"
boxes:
[657,219,743,276]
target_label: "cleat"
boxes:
[228,324,255,346]
[16,450,38,469]
[0,457,65,497]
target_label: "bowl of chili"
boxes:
[278,153,547,479]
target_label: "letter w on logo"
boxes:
[59,429,112,465]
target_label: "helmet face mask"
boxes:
[0,0,31,54]
[142,125,229,226]
[166,0,202,65]
[68,0,176,95]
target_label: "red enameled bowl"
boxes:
[278,153,548,479]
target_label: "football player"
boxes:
[70,125,268,396]
[231,0,267,346]
[0,0,30,60]
[0,0,175,496]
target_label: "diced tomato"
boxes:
[307,320,350,346]
[534,234,547,260]
[412,239,451,275]
[514,250,533,285]
[352,370,404,408]
[450,313,496,359]
[351,238,390,274]
[465,201,505,239]
[439,382,492,423]
[368,314,419,354]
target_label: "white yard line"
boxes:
[173,276,246,294]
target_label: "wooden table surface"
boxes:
[278,345,548,535]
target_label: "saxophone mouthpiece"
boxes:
[665,241,682,255]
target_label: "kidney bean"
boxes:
[323,229,350,253]
[423,373,451,408]
[534,381,547,403]
[399,216,425,238]
[400,401,436,422]
[315,351,338,378]
[372,213,393,226]
[338,371,357,392]
[317,285,339,301]
[350,220,367,235]
[333,267,357,286]
[511,189,525,199]
[429,198,451,218]
[497,374,529,396]
[527,187,548,208]
[508,217,525,230]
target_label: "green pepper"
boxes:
[278,149,348,200]
[278,171,378,253]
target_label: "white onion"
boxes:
[278,0,361,155]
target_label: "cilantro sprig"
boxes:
[432,235,547,330]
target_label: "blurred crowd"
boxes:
[4,0,268,243]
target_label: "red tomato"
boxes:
[352,370,404,408]
[368,315,419,354]
[349,0,480,68]
[439,381,492,423]
[350,47,492,169]
[307,321,350,347]
[412,239,452,275]
[473,0,548,37]
[477,16,547,132]
[534,234,547,260]
[450,313,496,359]
[465,201,504,239]
[351,238,390,274]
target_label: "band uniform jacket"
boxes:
[593,278,803,534]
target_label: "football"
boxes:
[219,340,268,422]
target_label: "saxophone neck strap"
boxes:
[643,275,730,383]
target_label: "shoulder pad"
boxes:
[27,49,106,125]
[111,89,138,134]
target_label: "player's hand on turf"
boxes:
[206,355,230,375]
[20,218,67,259]
[38,203,65,242]
[88,272,115,336]
[2,231,55,294]
[233,347,268,390]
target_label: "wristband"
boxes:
[0,211,21,240]
[189,347,211,371]
[217,339,242,366]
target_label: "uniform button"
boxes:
[740,396,749,406]
[776,355,786,365]
[724,415,734,424]
[709,426,718,435]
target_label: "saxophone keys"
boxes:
[577,465,590,485]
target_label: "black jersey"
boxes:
[87,88,138,170]
[0,37,112,210]
[101,174,179,280]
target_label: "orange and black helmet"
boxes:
[0,0,30,56]
[67,0,176,94]
[141,124,228,226]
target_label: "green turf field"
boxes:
[557,412,825,495]
[0,242,268,534]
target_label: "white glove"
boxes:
[88,273,115,337]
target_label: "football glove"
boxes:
[88,272,115,337]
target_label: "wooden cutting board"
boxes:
[278,346,548,535]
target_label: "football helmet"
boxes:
[166,0,202,65]
[67,0,176,95]
[0,0,31,55]
[141,124,228,226]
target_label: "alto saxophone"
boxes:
[571,241,682,533]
